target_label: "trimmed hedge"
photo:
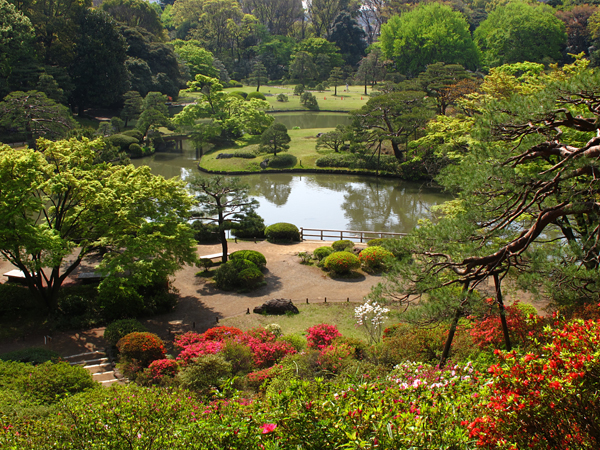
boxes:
[230,250,267,268]
[230,91,248,99]
[313,246,334,261]
[332,240,354,252]
[116,332,166,366]
[128,143,144,157]
[214,259,264,290]
[367,238,389,247]
[106,134,138,150]
[359,246,394,271]
[247,91,266,100]
[265,222,300,242]
[121,129,143,141]
[323,251,361,274]
[267,154,297,168]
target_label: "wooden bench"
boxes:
[199,252,231,261]
[77,272,105,284]
[3,269,28,283]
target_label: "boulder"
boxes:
[254,298,299,315]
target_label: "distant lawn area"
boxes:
[198,127,353,173]
[183,84,374,112]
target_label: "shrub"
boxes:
[293,84,305,95]
[231,211,265,239]
[174,331,204,350]
[300,92,319,110]
[313,246,334,261]
[306,324,342,350]
[104,319,148,347]
[250,340,296,368]
[317,343,354,375]
[359,246,394,271]
[267,154,297,168]
[335,336,369,360]
[121,129,143,141]
[105,133,138,150]
[315,153,357,168]
[276,93,288,102]
[247,91,266,100]
[230,90,248,99]
[323,252,360,274]
[176,340,224,365]
[148,358,179,382]
[265,323,282,337]
[203,326,244,341]
[230,250,267,268]
[96,280,145,321]
[379,324,447,365]
[264,222,300,242]
[0,347,59,365]
[280,334,307,351]
[177,354,232,392]
[221,340,254,374]
[128,143,144,157]
[214,259,263,290]
[0,283,42,317]
[367,238,388,247]
[16,361,97,405]
[246,365,279,390]
[332,239,354,251]
[191,220,220,244]
[116,332,166,367]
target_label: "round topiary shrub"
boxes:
[106,133,138,150]
[230,90,248,99]
[238,267,264,289]
[214,259,261,290]
[128,143,144,157]
[177,353,232,392]
[104,319,148,347]
[323,251,361,275]
[247,91,266,100]
[116,332,166,366]
[265,222,300,242]
[332,239,354,252]
[267,154,297,168]
[313,246,334,261]
[230,250,267,268]
[359,246,394,271]
[276,93,288,102]
[367,238,389,247]
[121,129,143,141]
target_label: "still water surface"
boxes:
[133,147,450,234]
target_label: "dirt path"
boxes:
[0,241,382,356]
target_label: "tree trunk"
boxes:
[390,139,403,161]
[439,283,469,368]
[494,273,511,351]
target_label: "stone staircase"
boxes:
[63,350,126,387]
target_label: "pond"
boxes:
[133,151,450,235]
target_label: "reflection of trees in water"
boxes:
[341,181,443,233]
[304,174,357,192]
[247,174,293,206]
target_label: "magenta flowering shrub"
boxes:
[174,331,204,351]
[250,341,296,368]
[177,340,224,365]
[148,359,179,381]
[246,365,281,389]
[306,324,342,350]
[317,343,354,374]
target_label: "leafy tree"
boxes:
[289,51,317,85]
[0,91,76,148]
[328,66,344,95]
[474,1,567,68]
[69,9,129,114]
[241,0,303,36]
[306,0,346,38]
[187,176,259,263]
[249,59,267,92]
[356,0,385,45]
[171,39,220,80]
[556,5,596,60]
[101,0,166,39]
[136,91,170,140]
[351,90,434,160]
[380,3,479,76]
[417,62,474,115]
[256,35,295,81]
[293,37,344,82]
[121,91,143,127]
[355,47,386,95]
[316,124,348,152]
[259,122,291,156]
[328,11,367,68]
[300,91,319,110]
[0,138,196,310]
[35,73,65,103]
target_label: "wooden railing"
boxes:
[300,227,406,243]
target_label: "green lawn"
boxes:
[220,302,394,341]
[198,127,343,172]
[182,84,374,112]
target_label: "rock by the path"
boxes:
[253,298,299,315]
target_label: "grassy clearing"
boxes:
[182,84,374,112]
[220,302,394,341]
[198,127,348,172]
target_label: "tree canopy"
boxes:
[0,138,196,310]
[380,3,480,76]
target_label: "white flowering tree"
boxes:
[354,299,389,344]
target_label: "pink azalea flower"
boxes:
[261,423,277,434]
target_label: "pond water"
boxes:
[133,149,450,235]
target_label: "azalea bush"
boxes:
[322,251,361,275]
[358,246,394,272]
[116,332,166,367]
[306,323,342,350]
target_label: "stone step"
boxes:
[63,351,106,363]
[71,357,109,366]
[93,371,117,382]
[85,363,113,374]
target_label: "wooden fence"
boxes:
[300,227,406,243]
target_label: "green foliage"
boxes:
[0,348,59,365]
[380,3,479,75]
[266,153,297,168]
[359,246,394,272]
[0,283,42,318]
[177,353,232,391]
[172,39,219,80]
[276,93,288,102]
[104,319,148,347]
[313,246,334,261]
[106,133,138,150]
[293,84,305,95]
[230,250,267,268]
[367,238,388,247]
[128,142,144,157]
[237,267,265,289]
[231,210,265,239]
[300,91,319,110]
[323,251,361,274]
[246,91,266,101]
[117,332,166,366]
[230,90,248,99]
[264,222,300,242]
[214,259,264,290]
[259,122,291,156]
[474,1,567,68]
[221,340,254,375]
[316,125,348,152]
[279,334,307,352]
[191,220,221,243]
[102,0,165,38]
[332,239,354,252]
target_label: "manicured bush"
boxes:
[191,220,220,243]
[313,246,334,261]
[148,358,179,382]
[276,93,288,102]
[332,239,354,251]
[367,238,389,247]
[322,251,361,274]
[246,91,266,100]
[105,133,138,150]
[315,153,357,168]
[116,332,166,367]
[0,347,59,365]
[121,129,143,141]
[128,143,144,157]
[214,259,263,290]
[359,246,394,271]
[230,90,248,99]
[306,324,342,350]
[267,153,297,168]
[177,353,232,392]
[279,334,307,351]
[264,222,300,242]
[104,319,148,347]
[231,211,265,239]
[238,267,264,288]
[203,326,244,341]
[230,250,267,268]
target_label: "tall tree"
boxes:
[101,0,166,39]
[172,39,220,80]
[0,138,196,310]
[328,11,367,68]
[136,91,170,141]
[356,0,385,45]
[474,0,566,68]
[380,3,479,76]
[355,47,386,95]
[120,90,143,127]
[306,0,346,38]
[187,176,259,263]
[249,59,267,91]
[328,66,344,95]
[417,62,474,115]
[240,0,303,36]
[556,5,596,60]
[259,122,291,156]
